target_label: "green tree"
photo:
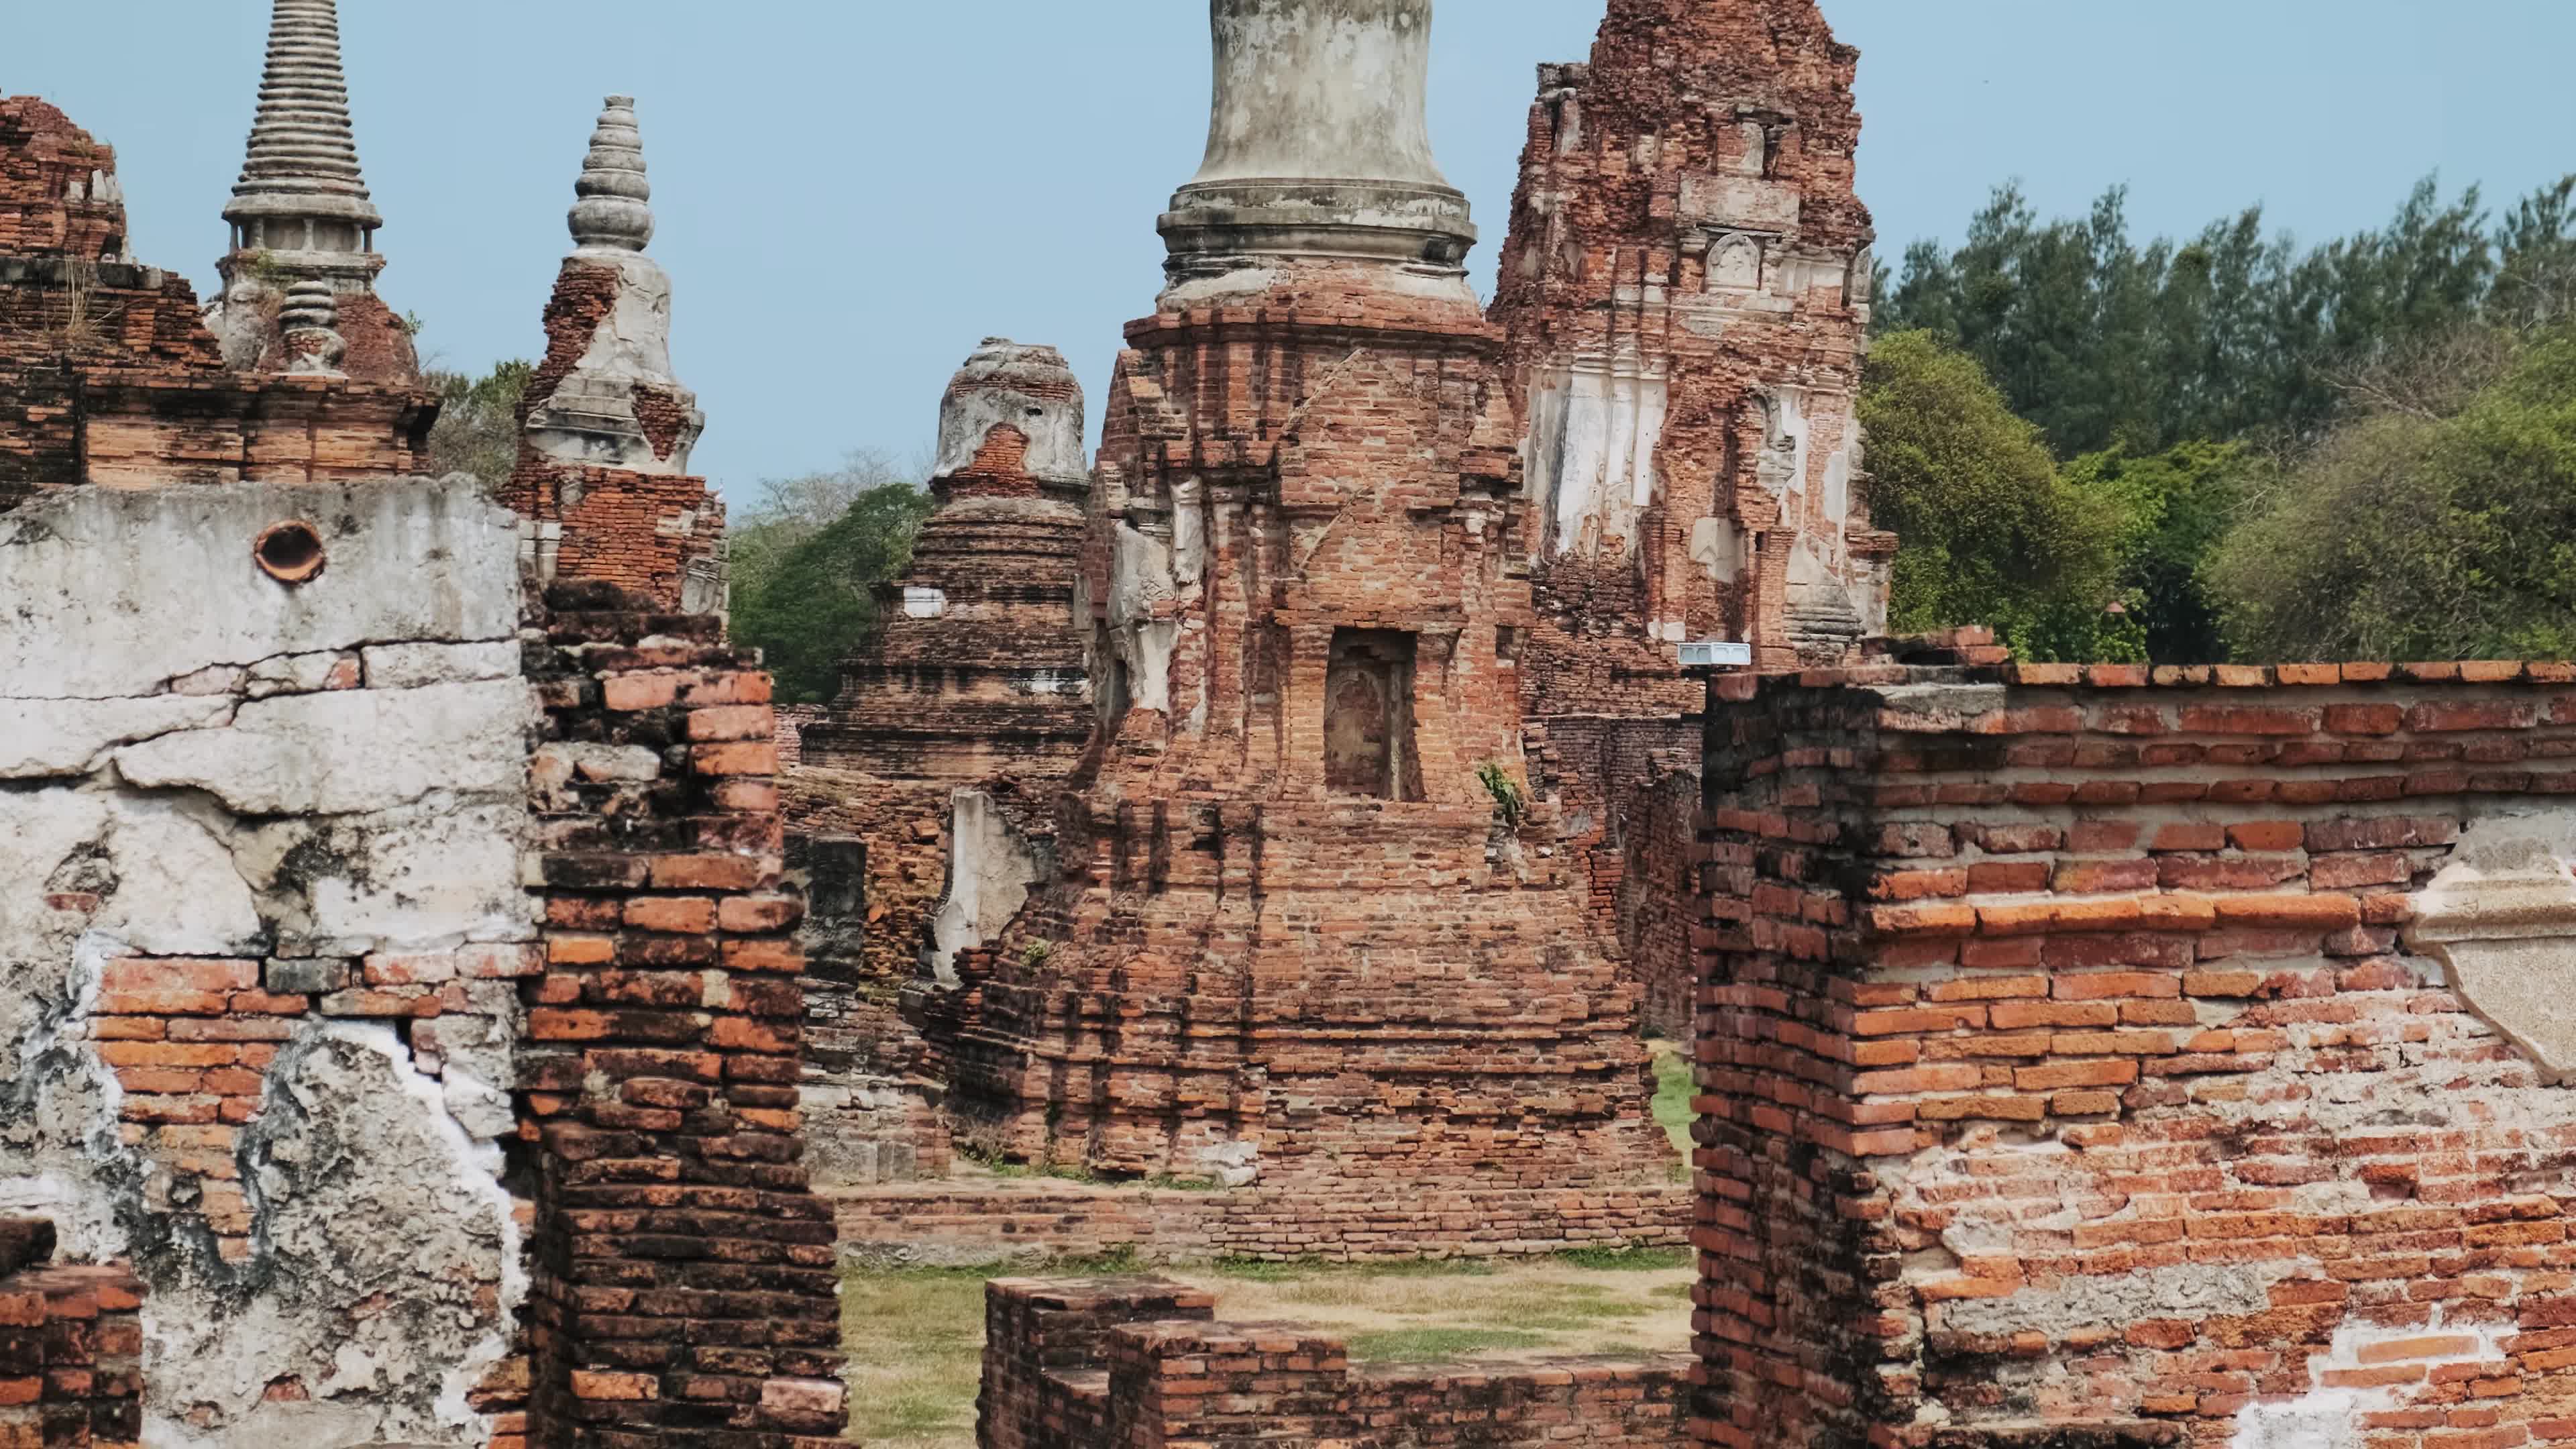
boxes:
[1878,175,2546,455]
[727,449,928,610]
[2058,441,2251,664]
[423,360,531,488]
[2208,324,2576,661]
[1860,331,2143,662]
[730,472,934,704]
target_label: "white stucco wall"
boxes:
[0,478,535,1448]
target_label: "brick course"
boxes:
[0,1222,142,1449]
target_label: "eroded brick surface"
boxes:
[791,343,1095,1185]
[0,1222,144,1449]
[517,586,845,1448]
[979,1277,1689,1449]
[0,95,433,505]
[1692,661,2576,1448]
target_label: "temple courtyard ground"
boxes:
[841,1048,1698,1445]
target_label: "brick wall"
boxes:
[835,1179,1690,1268]
[0,1221,142,1449]
[516,583,845,1446]
[1527,714,1706,1037]
[1691,658,2576,1447]
[979,1277,1689,1449]
[954,273,1672,1205]
[1,95,433,503]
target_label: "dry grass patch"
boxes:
[840,1248,1692,1444]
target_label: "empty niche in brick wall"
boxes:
[796,834,867,969]
[1325,629,1419,801]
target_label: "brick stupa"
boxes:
[946,0,1676,1208]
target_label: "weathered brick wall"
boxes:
[0,95,433,503]
[1693,659,2576,1448]
[500,458,724,612]
[0,96,126,259]
[1527,714,1705,1037]
[516,583,846,1446]
[1491,0,1891,675]
[835,1179,1690,1268]
[788,343,1094,1189]
[979,1277,1690,1449]
[500,253,721,612]
[0,1220,143,1449]
[2,476,537,1446]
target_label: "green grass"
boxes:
[1554,1246,1691,1273]
[1348,1327,1549,1362]
[1652,1048,1694,1154]
[1212,1254,1500,1282]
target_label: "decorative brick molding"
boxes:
[0,1219,143,1449]
[517,584,845,1446]
[980,1277,1688,1449]
[1690,658,2576,1446]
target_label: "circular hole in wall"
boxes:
[253,521,327,586]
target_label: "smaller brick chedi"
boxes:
[0,32,432,500]
[499,96,723,612]
[205,0,422,382]
[790,340,1095,1184]
[946,0,1673,1196]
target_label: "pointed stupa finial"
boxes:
[569,96,653,254]
[222,0,382,256]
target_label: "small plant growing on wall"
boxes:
[1477,761,1528,829]
[1022,941,1053,969]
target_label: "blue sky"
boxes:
[13,2,2575,502]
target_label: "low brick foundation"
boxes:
[835,1178,1691,1268]
[980,1277,1688,1449]
[0,1219,142,1449]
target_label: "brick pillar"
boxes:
[518,584,846,1446]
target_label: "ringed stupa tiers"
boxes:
[206,0,420,382]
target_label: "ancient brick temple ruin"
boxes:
[19,1,2576,1448]
[790,340,1095,1186]
[925,0,1681,1236]
[1,0,837,1442]
[1493,0,1892,1040]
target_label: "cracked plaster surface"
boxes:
[0,478,533,1447]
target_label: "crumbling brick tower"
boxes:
[203,0,423,383]
[1493,0,1892,675]
[502,102,843,1446]
[949,0,1673,1203]
[498,97,724,613]
[1489,0,1897,1036]
[791,340,1095,1184]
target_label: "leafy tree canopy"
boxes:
[728,453,935,704]
[424,360,531,490]
[2208,323,2576,662]
[1860,331,2142,662]
[1878,174,2576,458]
